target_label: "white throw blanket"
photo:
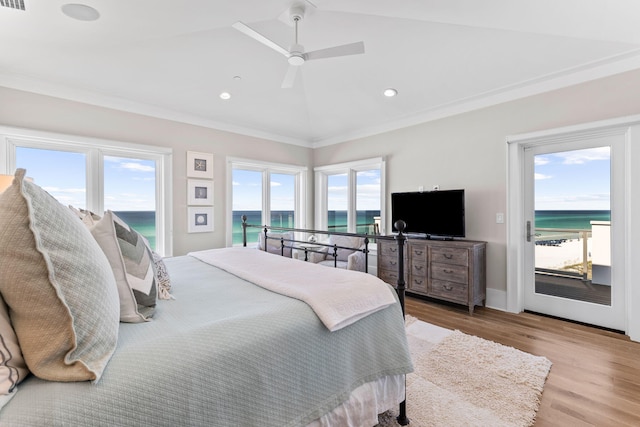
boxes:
[189,247,398,331]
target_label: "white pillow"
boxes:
[257,231,293,258]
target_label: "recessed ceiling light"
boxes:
[220,92,231,100]
[61,3,100,21]
[383,88,398,97]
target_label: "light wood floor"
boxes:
[405,296,640,426]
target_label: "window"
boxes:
[228,158,306,246]
[1,128,172,255]
[315,157,385,234]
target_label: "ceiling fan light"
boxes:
[288,55,305,66]
[219,92,231,100]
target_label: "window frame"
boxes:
[314,157,386,234]
[226,157,307,246]
[0,126,173,256]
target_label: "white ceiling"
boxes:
[1,0,640,147]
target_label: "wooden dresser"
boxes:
[377,238,486,314]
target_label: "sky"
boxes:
[232,168,381,212]
[16,145,607,213]
[16,147,156,211]
[535,147,610,211]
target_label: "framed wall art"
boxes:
[188,179,214,206]
[187,207,214,233]
[187,151,214,179]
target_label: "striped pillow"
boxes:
[90,210,157,323]
[0,297,29,409]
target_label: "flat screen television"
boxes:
[391,189,465,239]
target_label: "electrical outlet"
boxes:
[418,185,424,192]
[432,185,439,191]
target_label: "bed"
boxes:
[0,169,413,426]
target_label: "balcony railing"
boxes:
[535,227,592,280]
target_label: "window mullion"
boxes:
[348,169,357,233]
[86,149,104,214]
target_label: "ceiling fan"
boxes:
[232,3,365,88]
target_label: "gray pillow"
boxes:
[0,169,120,382]
[90,210,157,323]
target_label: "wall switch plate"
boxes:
[496,213,505,224]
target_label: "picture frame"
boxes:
[187,151,214,179]
[187,179,214,206]
[187,207,214,233]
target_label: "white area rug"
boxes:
[377,316,552,427]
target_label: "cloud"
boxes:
[554,147,610,165]
[119,162,155,172]
[534,173,552,180]
[42,186,86,194]
[535,157,550,166]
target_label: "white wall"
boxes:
[0,86,314,256]
[313,68,640,304]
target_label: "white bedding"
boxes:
[189,247,397,331]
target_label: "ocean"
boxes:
[115,209,609,250]
[232,210,380,245]
[535,210,611,230]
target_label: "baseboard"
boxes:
[485,287,507,312]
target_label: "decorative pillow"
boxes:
[257,231,293,257]
[68,205,101,227]
[0,297,29,409]
[90,210,157,322]
[152,251,174,300]
[328,235,365,261]
[0,169,120,382]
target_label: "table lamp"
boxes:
[0,174,13,194]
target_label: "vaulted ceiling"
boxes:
[1,0,639,147]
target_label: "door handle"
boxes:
[526,220,534,242]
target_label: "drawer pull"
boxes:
[444,269,454,274]
[443,284,453,291]
[390,247,397,253]
[443,254,454,259]
[415,265,423,271]
[415,250,423,255]
[414,279,423,285]
[390,261,397,266]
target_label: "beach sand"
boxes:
[535,238,592,270]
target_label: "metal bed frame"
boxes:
[241,216,410,425]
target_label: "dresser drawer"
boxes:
[409,275,427,293]
[431,262,468,284]
[379,254,402,271]
[379,269,401,286]
[409,244,427,260]
[378,241,403,257]
[430,280,468,303]
[411,260,427,278]
[430,247,469,266]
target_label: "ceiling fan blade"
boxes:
[304,41,365,61]
[232,21,290,57]
[281,65,299,89]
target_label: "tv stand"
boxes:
[377,237,486,314]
